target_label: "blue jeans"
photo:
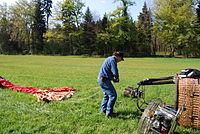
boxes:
[97,79,117,115]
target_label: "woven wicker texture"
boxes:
[178,78,200,129]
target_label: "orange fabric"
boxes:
[0,78,75,102]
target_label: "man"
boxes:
[97,51,124,118]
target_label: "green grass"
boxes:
[0,55,200,134]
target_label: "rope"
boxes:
[61,87,101,103]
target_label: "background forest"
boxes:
[0,0,199,57]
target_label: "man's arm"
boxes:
[110,60,119,82]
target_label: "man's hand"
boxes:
[113,78,119,83]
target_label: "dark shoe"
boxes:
[106,112,118,118]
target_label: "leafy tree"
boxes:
[43,23,68,55]
[153,0,196,57]
[57,0,85,54]
[61,0,84,31]
[96,13,111,56]
[9,0,35,54]
[111,0,134,33]
[191,1,200,57]
[96,33,116,56]
[109,0,136,55]
[0,3,11,54]
[196,1,200,28]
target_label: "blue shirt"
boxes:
[98,56,119,80]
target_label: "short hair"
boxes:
[113,51,123,56]
[113,51,124,60]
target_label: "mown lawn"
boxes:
[0,55,200,134]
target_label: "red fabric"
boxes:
[0,78,75,102]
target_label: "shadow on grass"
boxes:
[117,110,142,120]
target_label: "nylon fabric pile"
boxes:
[0,77,75,102]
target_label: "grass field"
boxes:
[0,55,200,134]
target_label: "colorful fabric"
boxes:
[0,78,75,102]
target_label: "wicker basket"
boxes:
[177,78,200,129]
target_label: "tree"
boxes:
[31,0,46,54]
[95,13,110,56]
[153,0,196,57]
[111,0,134,33]
[61,0,84,31]
[43,23,68,55]
[80,7,97,55]
[196,1,200,26]
[0,3,11,54]
[42,0,52,29]
[137,2,152,56]
[191,1,200,57]
[109,0,136,55]
[83,7,93,23]
[57,0,85,55]
[9,0,35,54]
[101,13,109,31]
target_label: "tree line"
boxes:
[0,0,199,57]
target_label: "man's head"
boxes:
[113,51,124,62]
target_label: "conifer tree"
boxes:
[101,13,108,31]
[31,0,46,54]
[81,7,96,55]
[42,0,52,29]
[137,2,152,56]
